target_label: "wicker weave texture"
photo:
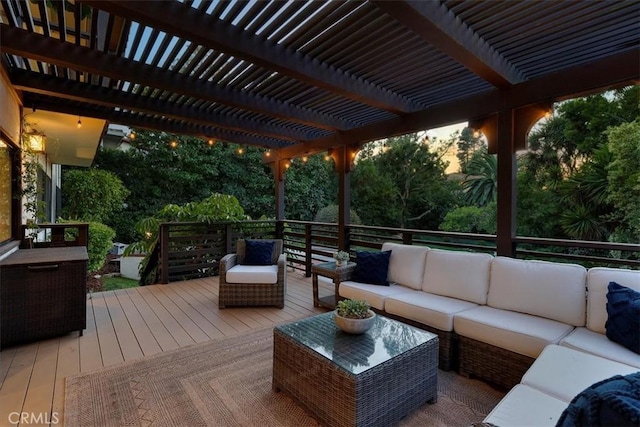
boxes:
[273,328,438,427]
[374,309,456,372]
[1,250,86,349]
[218,239,286,308]
[457,335,535,390]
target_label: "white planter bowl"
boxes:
[334,310,376,334]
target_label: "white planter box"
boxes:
[119,256,143,280]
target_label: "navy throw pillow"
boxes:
[351,250,391,286]
[243,240,274,266]
[556,372,640,427]
[605,282,640,354]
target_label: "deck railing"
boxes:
[156,220,639,283]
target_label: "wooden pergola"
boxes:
[1,0,638,255]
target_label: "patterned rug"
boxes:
[64,326,504,426]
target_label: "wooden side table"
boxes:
[312,261,356,309]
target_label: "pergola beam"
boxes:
[0,24,349,131]
[23,95,289,148]
[11,69,307,143]
[373,0,525,87]
[274,49,639,160]
[83,0,421,114]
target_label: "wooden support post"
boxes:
[495,109,516,257]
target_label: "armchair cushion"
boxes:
[225,264,278,284]
[243,239,275,265]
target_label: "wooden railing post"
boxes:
[305,223,312,277]
[275,220,284,240]
[402,232,413,245]
[225,223,233,254]
[160,223,170,284]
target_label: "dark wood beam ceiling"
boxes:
[82,0,422,114]
[0,24,349,131]
[275,49,640,160]
[372,0,525,88]
[23,94,288,148]
[10,69,307,143]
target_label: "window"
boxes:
[0,137,13,242]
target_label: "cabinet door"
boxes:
[1,266,28,346]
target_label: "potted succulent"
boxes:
[334,299,376,334]
[333,250,350,267]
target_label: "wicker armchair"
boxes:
[218,239,286,308]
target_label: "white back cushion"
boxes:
[381,243,429,290]
[422,249,493,304]
[487,257,587,326]
[586,267,640,334]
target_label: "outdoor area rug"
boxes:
[64,325,504,426]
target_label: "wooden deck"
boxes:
[0,272,328,426]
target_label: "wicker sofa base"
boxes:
[458,335,536,390]
[372,309,456,371]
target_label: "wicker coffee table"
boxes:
[273,312,438,427]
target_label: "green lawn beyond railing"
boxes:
[155,220,639,284]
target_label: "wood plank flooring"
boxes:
[0,272,328,426]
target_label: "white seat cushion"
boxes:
[522,344,638,403]
[454,306,575,358]
[381,243,429,290]
[338,281,410,310]
[488,257,587,326]
[559,327,640,368]
[586,267,640,334]
[422,249,492,304]
[385,290,478,331]
[484,384,567,427]
[225,264,278,284]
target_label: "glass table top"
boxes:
[275,312,437,375]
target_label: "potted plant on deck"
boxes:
[334,299,376,334]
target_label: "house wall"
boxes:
[0,69,20,145]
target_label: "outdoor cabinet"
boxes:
[0,247,88,349]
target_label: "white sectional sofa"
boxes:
[338,242,640,424]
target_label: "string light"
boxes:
[77,116,82,128]
[472,129,481,138]
[207,139,214,146]
[544,109,553,119]
[170,140,178,148]
[265,149,271,157]
[237,146,244,155]
[302,156,308,163]
[129,131,136,139]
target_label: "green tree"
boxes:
[285,154,336,220]
[455,127,484,173]
[462,150,497,207]
[61,169,129,223]
[94,132,273,241]
[314,204,361,224]
[516,85,639,241]
[353,134,459,229]
[439,203,496,234]
[606,119,640,243]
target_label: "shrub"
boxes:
[314,204,362,224]
[87,222,116,272]
[57,219,115,272]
